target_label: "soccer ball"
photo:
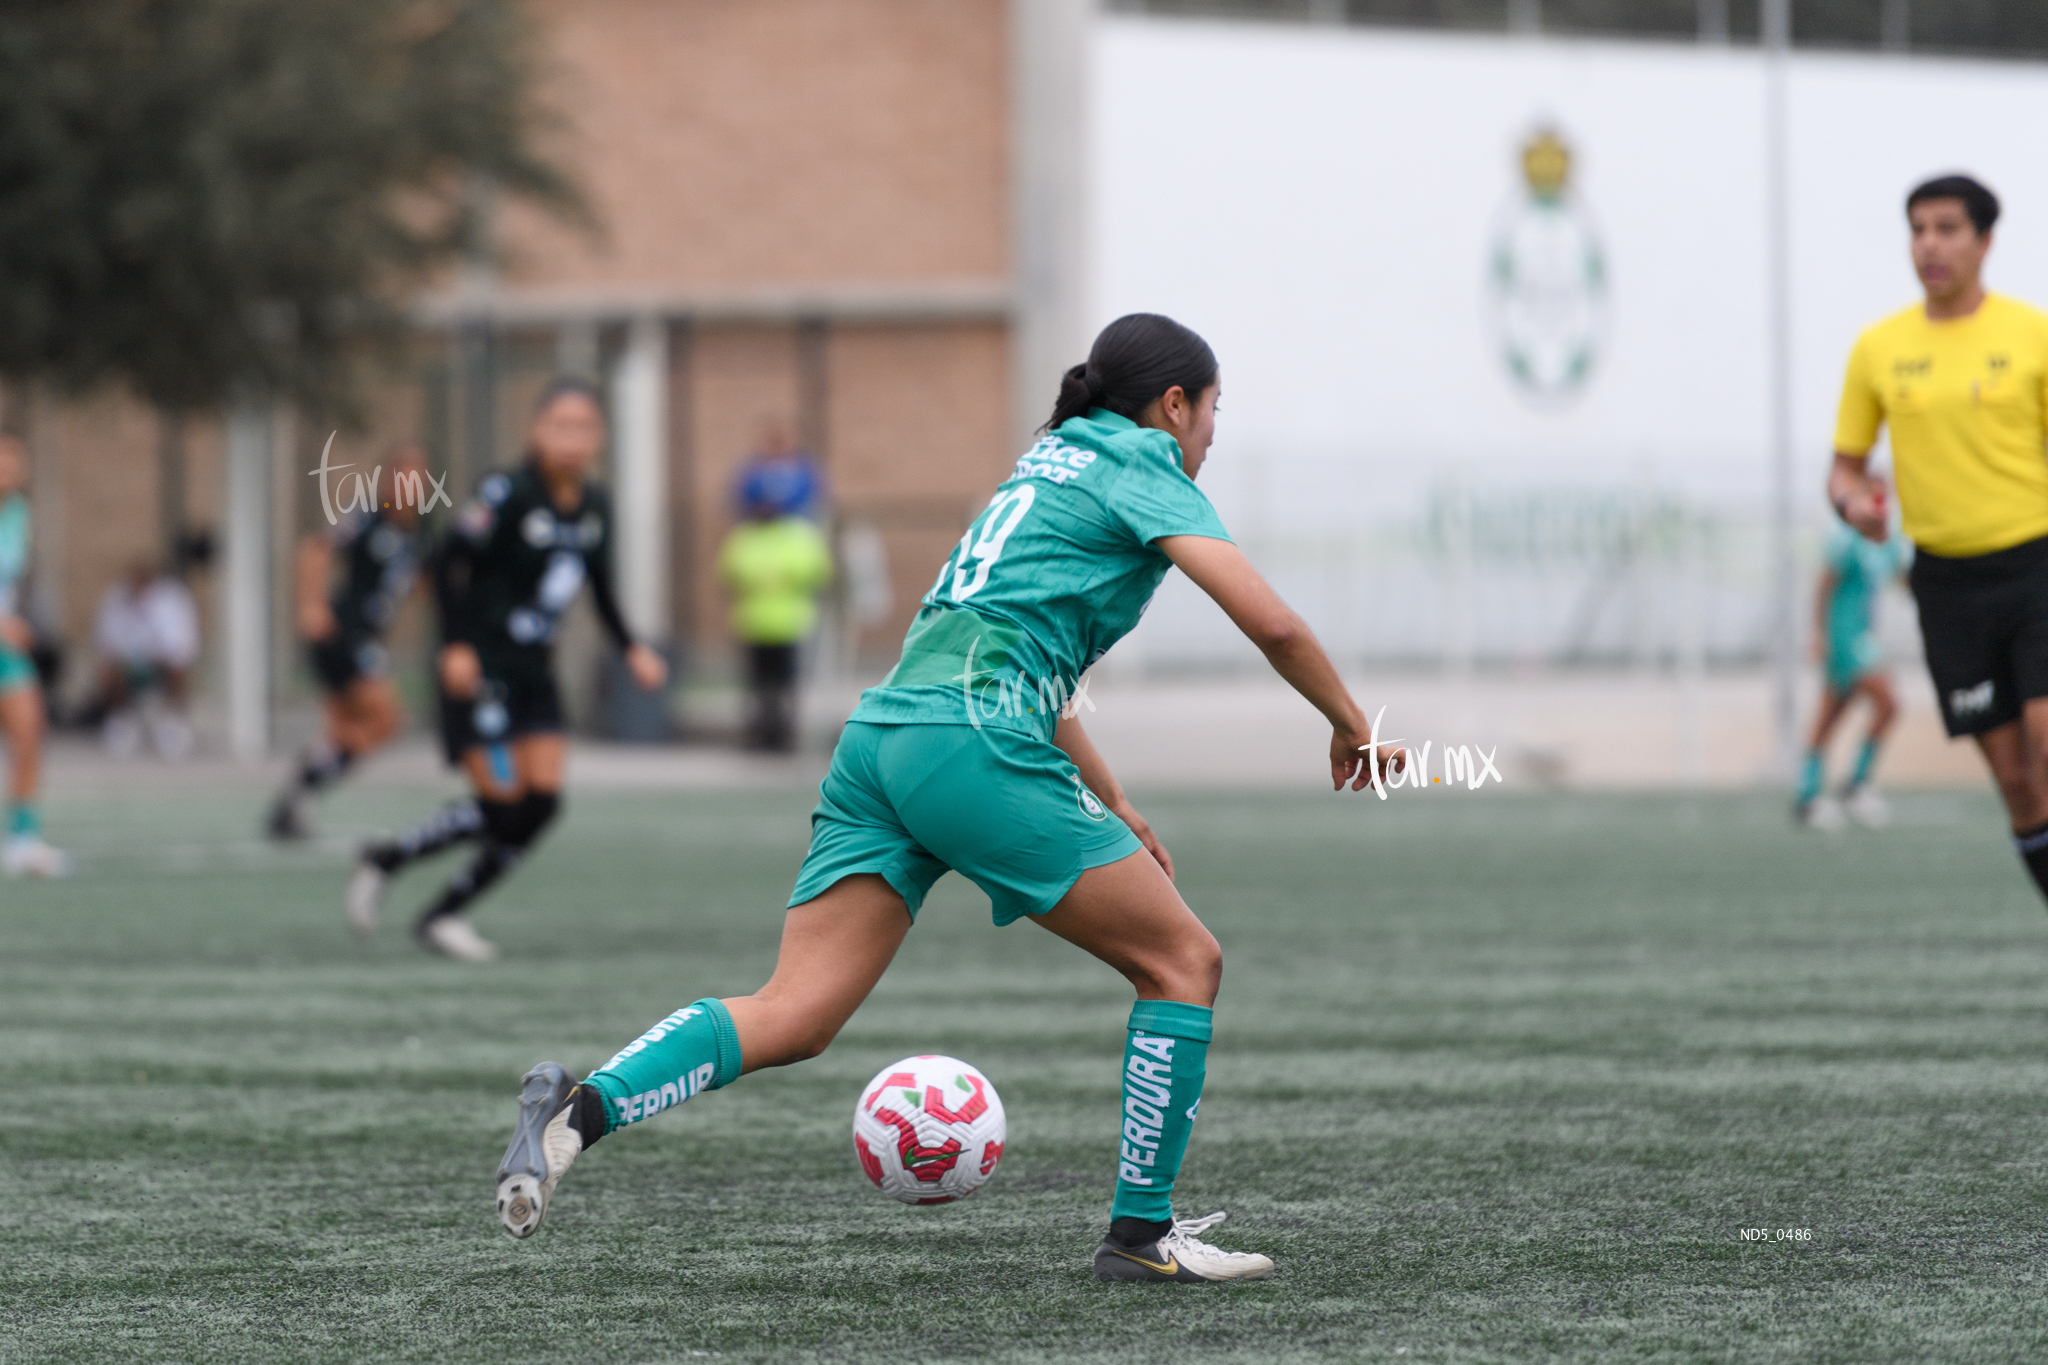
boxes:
[852,1055,1006,1205]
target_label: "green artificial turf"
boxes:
[5,781,2048,1362]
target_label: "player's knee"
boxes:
[1129,929,1222,1006]
[1187,931,1224,1002]
[366,701,401,745]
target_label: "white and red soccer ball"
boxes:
[852,1055,1006,1205]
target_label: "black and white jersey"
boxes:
[329,511,421,642]
[434,462,632,675]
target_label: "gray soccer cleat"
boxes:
[496,1062,585,1239]
[1092,1211,1275,1283]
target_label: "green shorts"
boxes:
[1826,632,1882,696]
[789,721,1143,925]
[0,644,35,694]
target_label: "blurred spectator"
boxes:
[718,468,833,753]
[94,561,199,759]
[733,420,824,522]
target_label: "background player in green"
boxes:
[349,382,668,960]
[0,433,66,877]
[267,443,432,841]
[1796,476,1911,830]
[489,314,1400,1282]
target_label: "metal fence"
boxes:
[1103,0,2048,59]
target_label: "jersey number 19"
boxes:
[938,485,1036,604]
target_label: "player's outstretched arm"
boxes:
[1158,534,1397,792]
[1053,713,1172,881]
[293,534,336,642]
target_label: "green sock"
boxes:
[581,997,744,1134]
[1847,737,1881,791]
[8,802,37,838]
[1795,751,1824,806]
[1110,999,1212,1223]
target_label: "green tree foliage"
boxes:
[0,0,583,416]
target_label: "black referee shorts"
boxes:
[1910,534,2048,737]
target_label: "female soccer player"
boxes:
[1795,477,1911,830]
[493,315,1394,1281]
[349,382,667,960]
[0,434,66,877]
[267,444,431,840]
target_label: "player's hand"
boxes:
[1117,802,1174,882]
[438,642,481,699]
[298,601,335,642]
[625,642,668,692]
[1333,724,1404,792]
[0,614,29,652]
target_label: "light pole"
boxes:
[1763,0,1796,776]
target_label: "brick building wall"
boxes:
[20,0,1023,719]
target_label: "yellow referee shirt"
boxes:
[1834,292,2048,557]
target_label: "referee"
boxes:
[1829,173,2048,904]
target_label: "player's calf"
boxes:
[496,999,745,1238]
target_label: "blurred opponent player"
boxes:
[266,444,431,840]
[1829,174,2048,902]
[487,315,1399,1281]
[0,434,66,876]
[348,382,667,960]
[1795,478,1911,831]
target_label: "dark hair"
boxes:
[1907,174,2000,235]
[1042,313,1218,434]
[532,376,604,418]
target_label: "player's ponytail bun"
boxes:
[1040,313,1218,435]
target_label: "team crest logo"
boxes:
[522,507,556,547]
[1489,125,1607,406]
[1075,779,1107,821]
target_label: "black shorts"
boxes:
[746,642,799,688]
[308,635,389,695]
[1909,534,2048,737]
[438,666,565,765]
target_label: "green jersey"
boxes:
[1823,522,1910,648]
[0,494,28,617]
[850,409,1231,741]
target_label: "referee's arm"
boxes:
[1827,451,1889,541]
[1827,332,1889,542]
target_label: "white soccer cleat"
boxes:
[419,915,499,962]
[1092,1210,1275,1283]
[1797,796,1845,832]
[2,835,71,878]
[1843,787,1891,829]
[345,861,386,937]
[496,1062,584,1239]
